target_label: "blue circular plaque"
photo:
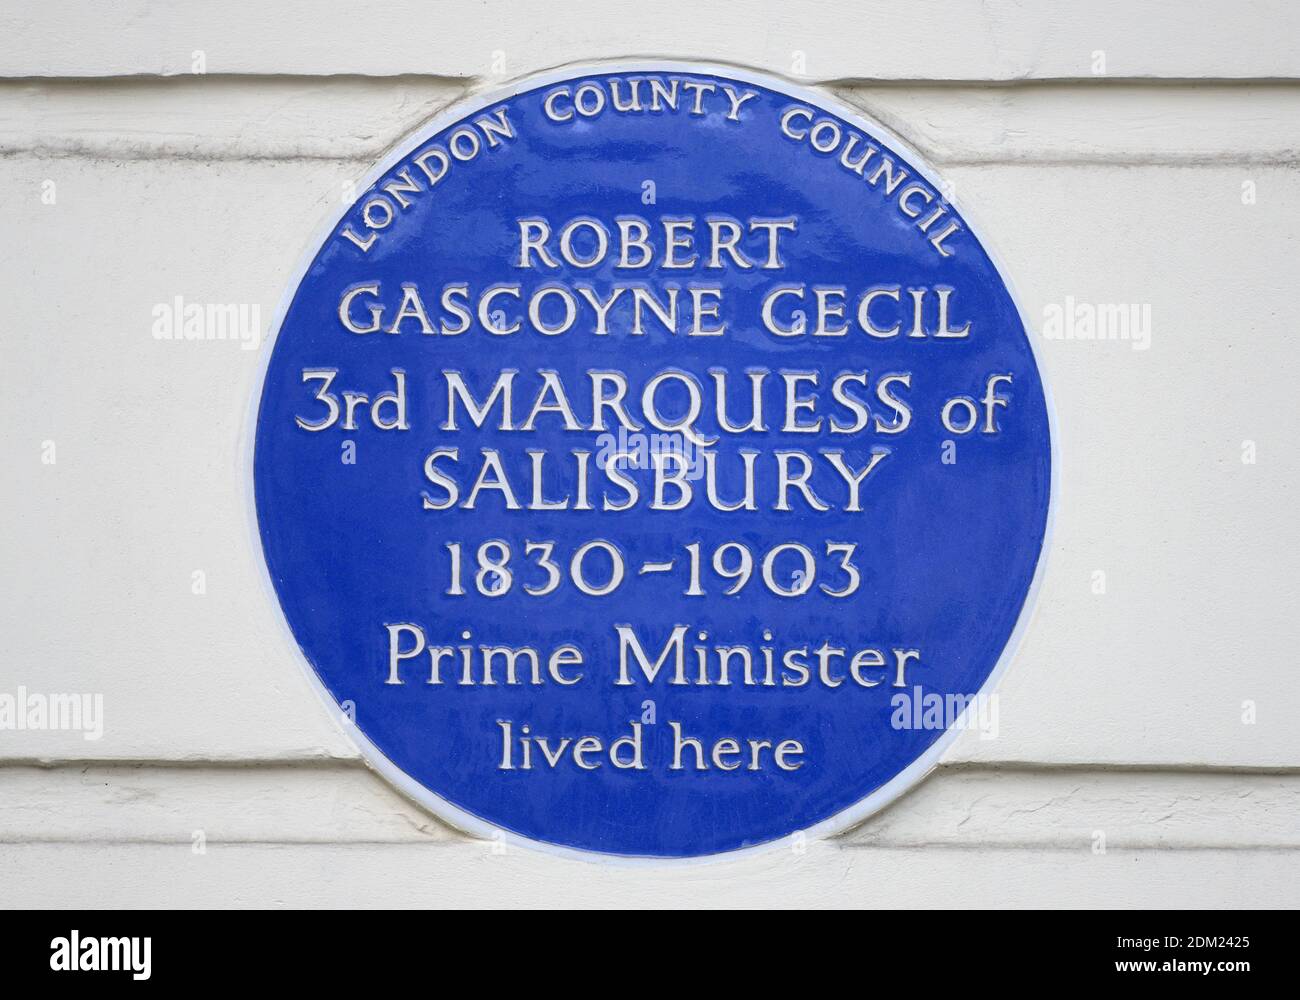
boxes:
[253,64,1051,858]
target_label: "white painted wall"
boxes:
[2,1,1297,907]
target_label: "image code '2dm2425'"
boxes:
[251,63,1052,859]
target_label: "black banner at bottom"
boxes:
[0,909,1278,986]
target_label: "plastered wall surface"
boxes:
[1,1,1298,907]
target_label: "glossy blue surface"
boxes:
[254,67,1050,857]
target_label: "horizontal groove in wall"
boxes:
[4,77,1300,166]
[2,762,1296,850]
[1,840,1296,852]
[4,1,1297,86]
[5,149,1296,168]
[4,758,1300,774]
[8,74,1300,87]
